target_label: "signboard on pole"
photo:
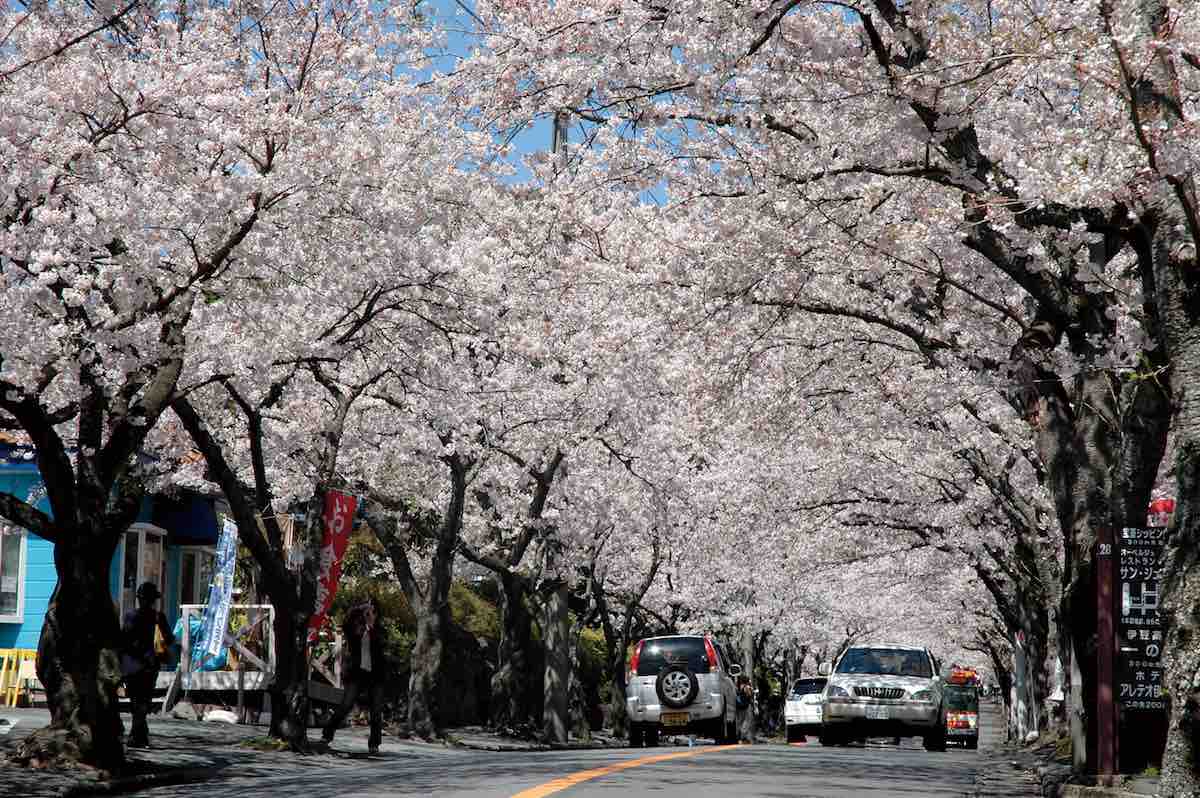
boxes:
[1116,499,1174,712]
[199,517,239,658]
[306,490,358,643]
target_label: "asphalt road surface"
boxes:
[132,702,1038,798]
[132,742,984,798]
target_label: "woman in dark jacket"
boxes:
[120,581,174,748]
[321,598,386,753]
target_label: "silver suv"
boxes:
[818,643,946,751]
[625,634,740,746]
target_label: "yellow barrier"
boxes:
[0,648,37,707]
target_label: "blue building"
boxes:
[0,437,220,651]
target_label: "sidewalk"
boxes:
[984,732,1159,798]
[0,706,621,797]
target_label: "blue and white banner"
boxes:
[199,517,238,658]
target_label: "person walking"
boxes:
[322,598,386,754]
[120,581,174,748]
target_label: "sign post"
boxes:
[1096,525,1116,777]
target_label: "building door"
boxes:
[178,547,216,607]
[119,523,167,619]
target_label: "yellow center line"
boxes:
[511,744,741,798]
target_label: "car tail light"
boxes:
[947,711,978,730]
[628,640,644,679]
[704,636,719,670]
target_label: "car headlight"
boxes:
[827,685,850,698]
[909,689,933,702]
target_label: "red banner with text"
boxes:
[307,490,358,643]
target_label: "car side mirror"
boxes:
[728,664,742,676]
[818,663,831,677]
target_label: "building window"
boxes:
[0,524,26,623]
[118,523,167,619]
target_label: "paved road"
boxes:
[126,701,1041,798]
[130,741,986,798]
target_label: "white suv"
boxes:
[625,634,740,746]
[818,644,946,751]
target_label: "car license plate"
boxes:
[865,705,889,720]
[661,712,689,727]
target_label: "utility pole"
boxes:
[542,110,571,745]
[551,110,568,171]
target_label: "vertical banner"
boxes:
[307,490,358,642]
[199,517,239,658]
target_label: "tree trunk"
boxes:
[781,648,794,736]
[985,651,1014,741]
[408,598,447,739]
[1062,586,1095,772]
[595,595,629,738]
[15,535,124,771]
[1154,259,1200,796]
[604,630,630,739]
[542,582,570,744]
[405,451,460,739]
[409,498,457,740]
[567,650,591,742]
[1011,621,1052,742]
[267,605,310,748]
[567,601,593,742]
[736,631,756,743]
[491,573,535,729]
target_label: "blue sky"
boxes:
[420,0,668,203]
[423,0,557,183]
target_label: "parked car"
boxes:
[818,643,947,751]
[625,634,741,746]
[784,677,827,742]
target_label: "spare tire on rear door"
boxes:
[656,664,700,709]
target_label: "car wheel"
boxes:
[629,723,644,748]
[656,665,700,709]
[966,738,978,750]
[818,728,840,746]
[786,726,797,743]
[923,727,947,752]
[725,717,737,744]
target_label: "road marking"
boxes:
[511,745,740,798]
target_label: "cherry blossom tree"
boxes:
[0,0,437,765]
[438,0,1199,779]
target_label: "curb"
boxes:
[1057,787,1147,798]
[448,738,622,753]
[59,766,221,798]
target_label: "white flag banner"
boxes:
[199,517,238,658]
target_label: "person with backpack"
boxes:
[120,581,174,748]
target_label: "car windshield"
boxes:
[790,679,826,697]
[944,684,979,711]
[635,637,712,677]
[835,648,932,678]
